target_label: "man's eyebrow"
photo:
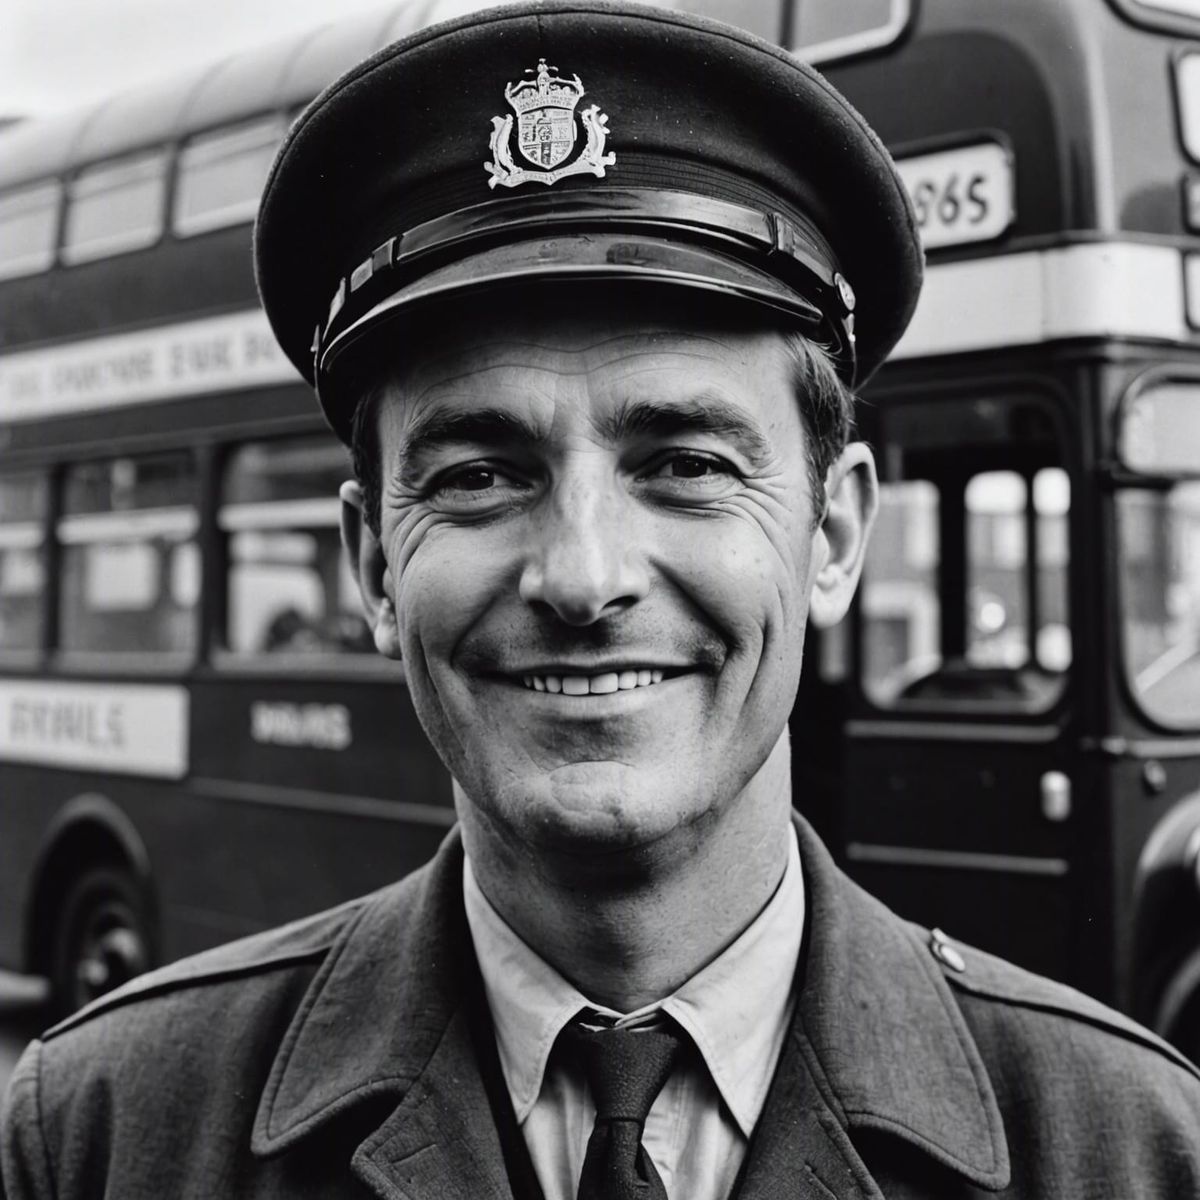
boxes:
[606,395,775,465]
[398,407,546,476]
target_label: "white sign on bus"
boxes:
[0,310,299,423]
[0,680,189,778]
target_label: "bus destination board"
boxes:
[895,141,1015,250]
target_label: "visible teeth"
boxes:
[522,670,672,692]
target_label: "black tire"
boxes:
[50,865,153,1017]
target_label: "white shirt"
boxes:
[462,827,805,1200]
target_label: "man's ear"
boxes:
[340,480,402,659]
[807,442,879,630]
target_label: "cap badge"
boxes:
[486,58,615,189]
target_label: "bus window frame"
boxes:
[172,113,287,239]
[0,180,63,281]
[1110,364,1200,734]
[51,449,202,672]
[0,468,52,670]
[60,147,171,267]
[209,434,393,678]
[1109,0,1200,38]
[792,0,913,65]
[1114,364,1200,481]
[851,375,1077,727]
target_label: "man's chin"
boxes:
[470,761,699,859]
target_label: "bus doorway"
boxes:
[839,376,1081,986]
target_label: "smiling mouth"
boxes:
[520,669,670,695]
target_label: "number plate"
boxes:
[895,142,1015,250]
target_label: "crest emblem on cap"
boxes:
[485,58,615,189]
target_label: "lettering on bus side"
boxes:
[0,681,189,777]
[249,701,352,752]
[8,696,125,750]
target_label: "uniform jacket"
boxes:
[4,815,1200,1199]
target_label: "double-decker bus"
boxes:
[810,0,1200,1056]
[3,0,1200,1057]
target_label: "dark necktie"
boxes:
[562,1020,685,1200]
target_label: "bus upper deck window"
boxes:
[792,0,910,63]
[219,436,373,661]
[173,117,285,238]
[1117,378,1200,727]
[61,150,168,265]
[57,454,198,658]
[860,395,1070,712]
[0,473,48,654]
[0,182,60,281]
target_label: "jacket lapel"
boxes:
[351,1006,513,1200]
[736,1022,883,1200]
[734,816,1010,1197]
[250,828,514,1200]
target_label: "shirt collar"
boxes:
[462,826,804,1135]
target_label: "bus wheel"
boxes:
[1153,944,1200,1064]
[51,866,152,1016]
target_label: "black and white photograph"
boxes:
[2,0,1200,1196]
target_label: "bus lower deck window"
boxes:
[219,436,372,659]
[859,394,1071,711]
[0,472,49,653]
[57,454,198,656]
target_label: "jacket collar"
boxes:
[251,817,1009,1196]
[789,816,1010,1191]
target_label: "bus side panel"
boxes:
[0,765,70,970]
[138,781,457,961]
[841,732,1080,983]
[189,674,451,802]
[176,672,454,957]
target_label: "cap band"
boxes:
[314,187,857,394]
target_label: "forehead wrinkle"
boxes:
[403,361,564,409]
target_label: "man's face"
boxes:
[348,296,871,861]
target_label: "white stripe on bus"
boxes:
[0,240,1193,421]
[0,523,42,550]
[218,497,343,532]
[891,241,1191,360]
[57,506,199,545]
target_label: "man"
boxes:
[4,3,1200,1197]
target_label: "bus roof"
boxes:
[0,0,513,192]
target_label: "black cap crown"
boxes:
[254,0,923,442]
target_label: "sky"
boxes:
[1,0,402,118]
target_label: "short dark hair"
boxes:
[348,325,855,539]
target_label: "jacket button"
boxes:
[930,927,966,973]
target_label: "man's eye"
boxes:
[667,454,721,478]
[644,452,737,482]
[428,463,529,509]
[445,467,497,492]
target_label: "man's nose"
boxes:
[518,471,650,625]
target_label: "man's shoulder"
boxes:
[45,892,365,1045]
[34,864,433,1068]
[919,922,1200,1097]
